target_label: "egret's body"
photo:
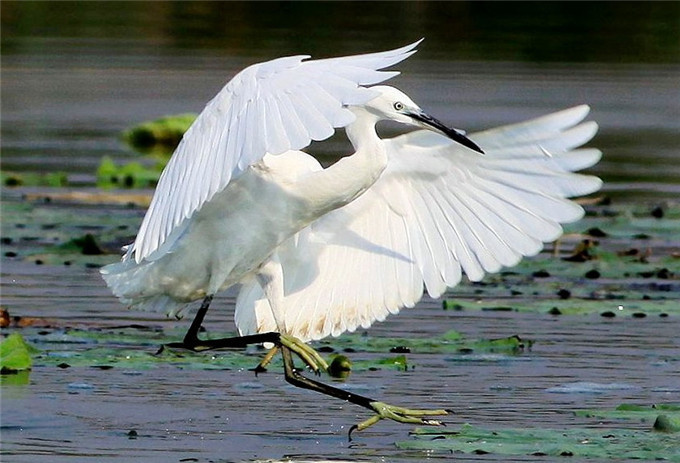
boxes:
[103,100,398,324]
[112,151,324,305]
[101,40,602,433]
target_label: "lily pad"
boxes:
[2,170,69,187]
[23,323,532,375]
[58,233,105,255]
[96,156,161,189]
[0,333,38,373]
[0,196,141,265]
[441,203,680,317]
[444,297,679,317]
[576,403,680,431]
[320,331,530,357]
[33,328,262,371]
[399,423,680,460]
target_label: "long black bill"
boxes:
[409,110,485,154]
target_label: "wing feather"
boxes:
[130,40,422,263]
[273,93,308,148]
[472,105,591,149]
[442,185,507,273]
[235,106,602,342]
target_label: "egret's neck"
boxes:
[301,108,387,214]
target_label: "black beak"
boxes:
[408,110,485,154]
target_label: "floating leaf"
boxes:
[0,333,38,373]
[374,354,408,370]
[399,423,680,459]
[1,170,69,187]
[575,403,680,432]
[96,156,161,189]
[654,414,680,433]
[60,233,106,255]
[320,332,530,357]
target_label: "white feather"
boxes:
[99,44,601,346]
[130,40,422,263]
[234,105,601,341]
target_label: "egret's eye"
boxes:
[393,102,404,111]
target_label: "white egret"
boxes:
[101,39,602,435]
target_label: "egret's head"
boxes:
[364,85,484,154]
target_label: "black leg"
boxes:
[163,296,327,373]
[165,294,282,351]
[182,294,213,346]
[280,344,450,439]
[166,330,282,351]
[165,296,449,437]
[280,344,374,409]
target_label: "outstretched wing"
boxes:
[235,105,602,341]
[130,40,422,263]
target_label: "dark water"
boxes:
[2,2,680,462]
[2,262,679,462]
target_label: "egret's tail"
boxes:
[100,259,188,318]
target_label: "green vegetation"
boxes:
[2,171,69,188]
[1,111,195,190]
[121,113,196,154]
[10,325,529,374]
[96,156,162,189]
[576,403,680,433]
[399,422,680,459]
[0,333,37,374]
[92,113,198,189]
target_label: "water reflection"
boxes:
[3,2,679,63]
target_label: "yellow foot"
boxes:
[349,402,450,438]
[253,345,279,373]
[279,334,329,374]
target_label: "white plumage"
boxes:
[129,41,420,264]
[234,106,601,341]
[101,41,601,343]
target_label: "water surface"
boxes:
[2,3,679,462]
